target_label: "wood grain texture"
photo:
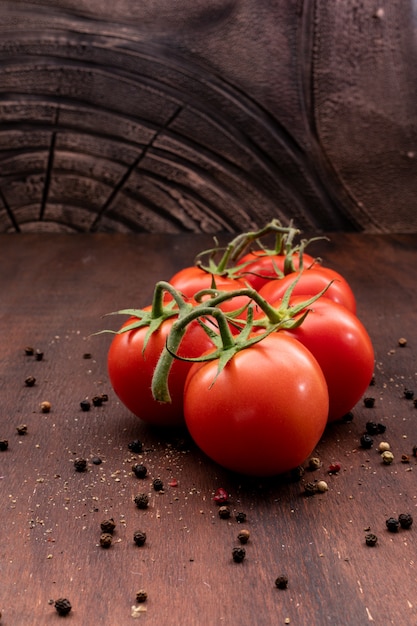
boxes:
[1,2,417,233]
[0,232,416,625]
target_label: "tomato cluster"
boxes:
[104,220,375,477]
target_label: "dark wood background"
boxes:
[0,232,416,625]
[1,1,417,234]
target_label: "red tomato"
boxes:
[107,308,215,427]
[183,333,329,476]
[168,266,252,323]
[258,267,357,314]
[168,266,246,298]
[237,250,315,290]
[261,296,374,421]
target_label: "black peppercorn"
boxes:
[100,518,116,534]
[25,376,36,387]
[0,440,9,451]
[404,389,414,400]
[398,513,413,529]
[232,547,246,563]
[54,598,72,615]
[275,575,288,589]
[99,393,109,402]
[133,530,147,546]
[24,346,34,356]
[153,478,164,491]
[341,411,354,422]
[16,424,28,435]
[136,590,148,603]
[365,421,379,435]
[80,399,91,412]
[132,463,147,478]
[386,517,400,532]
[363,397,375,408]
[128,440,143,453]
[74,457,87,472]
[91,456,102,465]
[100,533,113,548]
[377,423,386,434]
[134,493,149,509]
[218,506,231,519]
[365,533,378,546]
[92,395,103,407]
[35,349,44,361]
[360,434,373,449]
[235,512,247,524]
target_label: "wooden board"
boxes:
[0,232,416,625]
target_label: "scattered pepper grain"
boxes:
[92,395,103,407]
[386,517,400,532]
[381,450,394,464]
[398,513,413,529]
[235,512,247,523]
[80,399,91,412]
[328,463,341,473]
[74,457,87,472]
[308,457,322,470]
[16,424,27,435]
[363,397,375,408]
[25,376,36,387]
[232,547,246,563]
[304,481,317,495]
[316,480,329,493]
[54,598,72,616]
[238,529,250,544]
[365,421,379,435]
[398,337,407,347]
[134,493,149,509]
[132,464,147,479]
[100,533,113,548]
[133,531,147,546]
[360,434,373,449]
[100,518,116,534]
[128,440,143,453]
[218,506,231,519]
[275,575,289,589]
[136,590,148,603]
[213,487,229,504]
[153,478,164,491]
[365,533,378,547]
[377,442,390,452]
[40,401,51,413]
[0,440,9,451]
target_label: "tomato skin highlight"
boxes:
[258,267,357,314]
[237,250,315,290]
[107,309,214,427]
[183,333,329,476]
[283,297,374,421]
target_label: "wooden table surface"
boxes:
[1,232,416,626]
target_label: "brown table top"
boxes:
[1,232,416,626]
